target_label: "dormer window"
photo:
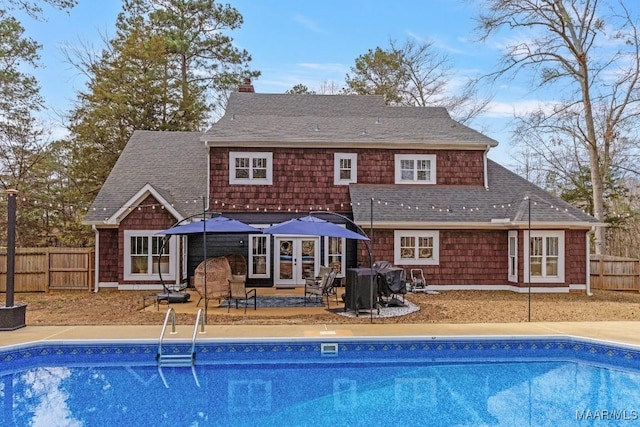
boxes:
[229,152,273,185]
[394,154,436,184]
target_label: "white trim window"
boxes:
[249,230,271,278]
[324,236,346,276]
[508,230,518,282]
[524,230,565,283]
[394,154,436,184]
[334,153,357,185]
[124,230,176,281]
[394,230,439,265]
[229,152,273,185]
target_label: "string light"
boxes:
[85,194,599,221]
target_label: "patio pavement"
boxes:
[2,286,640,349]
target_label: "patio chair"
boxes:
[228,276,256,313]
[226,254,247,277]
[321,269,339,307]
[305,266,332,306]
[193,257,232,307]
[410,269,427,293]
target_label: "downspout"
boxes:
[483,145,489,189]
[92,225,100,293]
[585,228,593,296]
[206,142,211,213]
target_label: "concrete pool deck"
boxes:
[2,320,640,349]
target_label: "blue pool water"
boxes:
[1,337,640,426]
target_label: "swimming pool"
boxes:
[2,336,639,426]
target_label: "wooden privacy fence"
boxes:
[0,248,94,292]
[590,255,640,292]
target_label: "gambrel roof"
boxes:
[202,93,498,148]
[84,130,207,225]
[349,160,601,229]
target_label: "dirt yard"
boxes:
[3,288,640,326]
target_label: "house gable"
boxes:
[108,183,183,225]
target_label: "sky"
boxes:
[18,0,563,167]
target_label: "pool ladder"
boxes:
[157,307,206,367]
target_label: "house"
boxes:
[84,83,601,293]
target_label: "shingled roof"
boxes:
[349,160,601,228]
[202,92,498,148]
[84,130,207,225]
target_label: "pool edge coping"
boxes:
[3,333,640,353]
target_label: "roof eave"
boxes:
[82,221,119,228]
[354,220,600,230]
[203,139,498,150]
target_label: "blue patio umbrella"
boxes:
[157,216,261,235]
[264,214,375,321]
[262,215,369,240]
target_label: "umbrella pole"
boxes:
[158,237,169,293]
[202,198,208,323]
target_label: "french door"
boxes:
[274,236,319,287]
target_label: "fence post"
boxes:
[46,247,51,292]
[0,189,26,330]
[598,257,603,289]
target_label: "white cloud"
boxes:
[405,31,472,56]
[292,14,323,33]
[482,99,561,118]
[297,62,347,73]
[257,71,344,94]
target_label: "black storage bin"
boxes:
[345,268,377,311]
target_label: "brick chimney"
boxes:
[238,78,255,93]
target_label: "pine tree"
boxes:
[65,0,259,211]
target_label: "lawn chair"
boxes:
[410,269,427,293]
[321,269,339,307]
[305,266,332,305]
[228,276,256,313]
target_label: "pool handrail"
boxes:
[191,308,206,356]
[157,307,176,357]
[157,307,206,366]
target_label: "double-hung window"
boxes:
[524,231,564,283]
[229,152,273,185]
[249,228,271,278]
[334,153,357,185]
[394,230,439,265]
[508,230,518,282]
[124,230,176,281]
[395,154,436,184]
[325,236,346,275]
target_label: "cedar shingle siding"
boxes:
[210,148,484,211]
[98,229,118,283]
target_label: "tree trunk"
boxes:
[588,146,606,254]
[579,56,606,255]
